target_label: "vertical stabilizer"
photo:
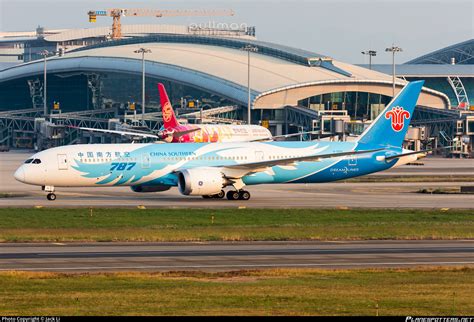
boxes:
[158,83,180,129]
[358,80,424,148]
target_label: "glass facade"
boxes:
[0,71,237,113]
[403,76,474,107]
[297,91,392,120]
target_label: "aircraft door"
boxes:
[141,153,151,168]
[255,151,264,162]
[57,154,68,170]
[348,155,357,166]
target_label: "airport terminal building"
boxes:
[0,26,473,156]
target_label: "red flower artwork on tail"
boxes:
[384,106,410,132]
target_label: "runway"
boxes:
[1,152,473,208]
[0,240,473,272]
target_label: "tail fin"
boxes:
[158,83,180,129]
[357,80,424,148]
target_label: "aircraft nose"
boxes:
[14,166,25,183]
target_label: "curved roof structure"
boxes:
[43,24,255,42]
[0,35,450,109]
[0,25,254,43]
[406,39,474,65]
[365,64,474,77]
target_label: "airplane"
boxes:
[14,81,427,201]
[74,83,274,143]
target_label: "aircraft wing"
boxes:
[70,126,160,139]
[250,131,343,142]
[271,131,335,140]
[219,148,383,178]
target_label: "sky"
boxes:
[0,0,472,64]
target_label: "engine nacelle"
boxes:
[177,168,225,196]
[131,185,171,193]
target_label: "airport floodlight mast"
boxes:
[361,50,377,69]
[385,44,403,97]
[88,8,235,40]
[38,50,51,117]
[134,48,152,124]
[241,44,258,125]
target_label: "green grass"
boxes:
[0,267,472,315]
[0,208,473,242]
[346,175,474,182]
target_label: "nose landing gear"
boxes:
[46,193,57,201]
[42,185,56,201]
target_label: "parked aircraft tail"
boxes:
[158,83,180,129]
[357,80,424,148]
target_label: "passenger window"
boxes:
[32,159,41,164]
[24,159,33,164]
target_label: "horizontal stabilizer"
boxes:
[385,150,429,161]
[172,128,200,138]
[385,146,453,161]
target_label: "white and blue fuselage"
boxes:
[14,81,426,200]
[14,141,411,187]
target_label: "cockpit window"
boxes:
[24,159,33,164]
[32,159,41,164]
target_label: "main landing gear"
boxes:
[202,190,225,199]
[202,189,251,200]
[226,190,250,201]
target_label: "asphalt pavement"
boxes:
[0,240,472,272]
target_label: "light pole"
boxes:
[134,48,152,123]
[361,50,377,70]
[39,50,50,117]
[385,44,403,97]
[241,45,258,124]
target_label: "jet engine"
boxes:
[131,185,171,193]
[177,168,226,196]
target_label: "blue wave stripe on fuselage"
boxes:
[70,141,398,187]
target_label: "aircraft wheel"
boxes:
[46,193,56,201]
[239,190,251,200]
[226,190,240,200]
[215,190,225,199]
